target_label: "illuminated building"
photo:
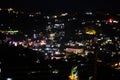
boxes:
[65,41,84,56]
[66,48,84,54]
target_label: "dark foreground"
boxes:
[0,43,120,80]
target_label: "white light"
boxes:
[100,48,102,51]
[14,42,18,47]
[113,20,119,23]
[0,68,1,73]
[45,53,48,55]
[52,69,59,74]
[81,22,85,24]
[6,78,12,80]
[55,51,60,55]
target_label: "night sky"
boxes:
[0,0,120,12]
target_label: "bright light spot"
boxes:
[61,13,68,16]
[64,59,68,62]
[7,30,19,35]
[14,42,18,47]
[85,12,93,15]
[86,30,96,35]
[55,51,60,55]
[52,69,59,74]
[49,33,55,40]
[85,27,96,35]
[45,53,48,55]
[6,78,13,80]
[8,8,13,12]
[40,40,46,45]
[115,63,118,66]
[29,42,33,46]
[113,20,119,23]
[53,15,57,18]
[108,18,113,23]
[69,66,79,80]
[29,14,34,17]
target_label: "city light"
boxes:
[108,18,113,23]
[8,8,13,12]
[61,13,68,16]
[40,40,46,45]
[85,29,96,35]
[69,66,79,80]
[6,78,13,80]
[0,8,120,80]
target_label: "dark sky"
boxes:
[0,0,120,12]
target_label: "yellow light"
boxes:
[61,13,68,16]
[69,66,79,80]
[97,59,102,63]
[85,27,96,35]
[85,30,96,35]
[49,33,55,40]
